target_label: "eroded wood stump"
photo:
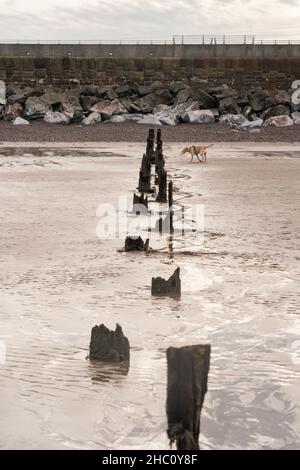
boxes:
[151,267,181,297]
[166,344,211,450]
[89,324,130,363]
[125,236,149,252]
[156,170,167,203]
[133,193,148,210]
[146,128,155,165]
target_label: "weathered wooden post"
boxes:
[138,153,151,193]
[125,236,149,252]
[168,181,174,234]
[151,267,181,297]
[146,128,155,165]
[156,170,167,203]
[166,345,211,450]
[88,324,130,363]
[133,193,148,210]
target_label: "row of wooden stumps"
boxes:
[88,129,211,450]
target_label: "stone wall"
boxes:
[0,44,300,89]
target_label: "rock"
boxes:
[174,87,192,105]
[25,96,50,119]
[208,84,238,101]
[89,324,130,363]
[176,100,201,121]
[248,89,275,112]
[219,113,248,127]
[169,81,187,95]
[61,94,83,122]
[42,91,64,107]
[7,92,26,105]
[151,267,181,297]
[119,97,141,113]
[261,104,291,121]
[241,118,263,128]
[124,236,149,252]
[263,115,294,127]
[183,109,215,124]
[155,88,173,104]
[137,115,162,125]
[115,84,130,97]
[123,113,144,121]
[82,111,102,125]
[91,99,127,120]
[191,89,218,109]
[80,95,100,112]
[134,93,168,114]
[44,111,70,124]
[219,97,241,115]
[80,85,98,96]
[292,112,300,124]
[4,102,23,120]
[12,116,30,125]
[274,90,291,105]
[153,105,178,126]
[109,115,126,123]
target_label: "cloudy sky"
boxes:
[0,0,299,41]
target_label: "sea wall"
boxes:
[0,44,300,89]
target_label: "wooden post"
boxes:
[166,345,211,450]
[156,170,167,203]
[168,181,174,234]
[146,128,155,165]
[138,153,151,193]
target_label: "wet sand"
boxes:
[0,142,300,450]
[0,120,300,142]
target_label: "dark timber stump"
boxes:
[168,181,174,234]
[146,128,155,165]
[138,153,151,193]
[156,170,167,203]
[166,345,211,450]
[89,323,130,363]
[133,193,148,210]
[151,267,181,297]
[125,236,149,252]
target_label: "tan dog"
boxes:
[181,144,214,163]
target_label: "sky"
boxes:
[0,0,299,41]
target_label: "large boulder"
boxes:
[274,90,291,105]
[25,96,50,119]
[176,99,201,121]
[248,89,275,112]
[292,112,300,124]
[263,115,294,127]
[91,99,127,120]
[192,89,218,109]
[82,111,102,125]
[153,104,178,126]
[174,87,192,105]
[219,97,242,115]
[183,109,215,124]
[169,81,187,95]
[61,94,83,122]
[219,113,248,127]
[44,111,70,124]
[42,90,64,107]
[241,118,263,129]
[97,86,118,101]
[4,102,23,120]
[115,84,130,97]
[137,114,162,125]
[208,84,238,101]
[7,92,26,105]
[133,93,165,114]
[109,115,126,123]
[80,95,100,112]
[261,104,291,121]
[12,116,30,125]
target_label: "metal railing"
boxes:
[0,36,300,45]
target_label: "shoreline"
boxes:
[1,121,300,143]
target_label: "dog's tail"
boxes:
[205,144,214,149]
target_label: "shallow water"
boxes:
[0,142,299,450]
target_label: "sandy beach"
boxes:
[0,141,299,450]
